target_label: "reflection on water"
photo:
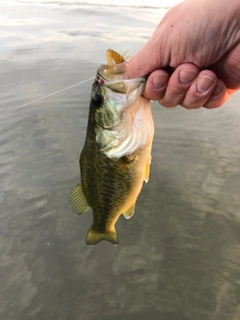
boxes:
[1,1,240,320]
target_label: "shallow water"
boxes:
[1,1,240,320]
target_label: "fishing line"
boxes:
[0,76,95,116]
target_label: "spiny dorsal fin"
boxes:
[85,227,119,246]
[68,183,90,216]
[123,203,135,219]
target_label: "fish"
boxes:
[68,49,154,246]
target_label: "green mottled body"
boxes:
[69,50,154,246]
[80,112,152,235]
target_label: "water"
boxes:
[1,1,240,320]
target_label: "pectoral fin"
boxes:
[144,155,152,183]
[123,203,135,219]
[68,183,90,216]
[85,227,119,246]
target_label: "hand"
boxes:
[127,0,240,109]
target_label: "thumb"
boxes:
[127,37,165,78]
[213,43,240,90]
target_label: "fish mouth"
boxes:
[98,62,128,81]
[97,63,147,96]
[98,63,147,83]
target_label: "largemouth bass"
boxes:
[69,49,154,246]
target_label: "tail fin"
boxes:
[85,227,119,246]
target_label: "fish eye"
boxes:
[92,92,103,108]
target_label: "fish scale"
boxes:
[68,49,154,246]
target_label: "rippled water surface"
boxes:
[1,1,240,320]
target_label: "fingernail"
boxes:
[153,74,168,89]
[179,69,198,84]
[212,82,224,97]
[196,74,215,93]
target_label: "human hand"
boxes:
[127,0,240,109]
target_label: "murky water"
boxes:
[1,1,240,320]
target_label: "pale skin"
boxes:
[127,0,240,109]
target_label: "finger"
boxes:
[203,80,227,109]
[157,63,199,108]
[142,69,169,100]
[180,70,218,109]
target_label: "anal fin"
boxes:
[123,203,135,219]
[85,227,119,246]
[68,183,90,216]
